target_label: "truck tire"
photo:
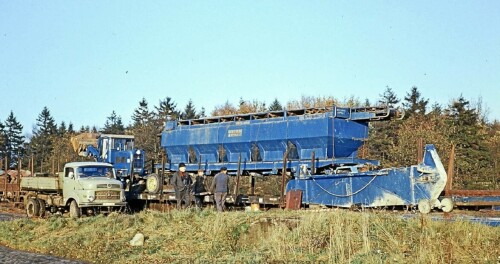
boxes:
[26,198,40,218]
[69,200,81,218]
[37,199,46,218]
[146,173,162,194]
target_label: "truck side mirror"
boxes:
[69,172,74,179]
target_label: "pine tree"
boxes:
[268,98,283,111]
[58,121,67,136]
[132,98,154,126]
[30,106,57,172]
[131,98,157,168]
[367,88,402,164]
[68,123,75,134]
[155,97,179,122]
[181,99,198,120]
[430,102,442,116]
[199,107,206,118]
[35,107,57,135]
[4,111,25,167]
[51,120,79,172]
[154,97,180,137]
[378,86,400,107]
[445,95,491,189]
[101,111,125,134]
[403,86,429,117]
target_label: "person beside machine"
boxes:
[192,169,208,209]
[211,167,230,212]
[171,163,193,209]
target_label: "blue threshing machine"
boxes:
[159,106,449,213]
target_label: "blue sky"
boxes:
[1,1,499,137]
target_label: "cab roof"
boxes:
[65,162,113,167]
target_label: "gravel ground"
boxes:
[0,246,87,264]
[0,213,87,264]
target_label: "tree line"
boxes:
[1,87,498,189]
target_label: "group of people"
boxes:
[170,163,230,212]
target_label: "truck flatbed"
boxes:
[20,177,61,192]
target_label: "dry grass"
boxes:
[0,209,499,263]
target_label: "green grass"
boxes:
[0,210,499,263]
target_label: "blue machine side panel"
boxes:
[161,109,377,170]
[288,115,330,160]
[332,119,368,158]
[287,169,414,207]
[286,145,447,208]
[249,120,288,161]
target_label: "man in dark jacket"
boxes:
[171,163,192,209]
[211,167,230,212]
[192,169,207,209]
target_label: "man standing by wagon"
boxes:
[171,163,193,209]
[211,167,230,212]
[192,169,208,209]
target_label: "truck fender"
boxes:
[64,190,82,206]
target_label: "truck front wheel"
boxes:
[69,200,81,218]
[26,198,40,218]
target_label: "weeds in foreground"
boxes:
[0,209,498,263]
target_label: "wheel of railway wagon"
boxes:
[418,199,431,214]
[36,199,47,218]
[26,198,40,218]
[440,198,454,213]
[69,200,81,218]
[146,173,161,194]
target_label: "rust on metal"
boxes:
[233,154,242,202]
[285,190,302,210]
[448,190,500,196]
[454,201,500,206]
[445,144,455,197]
[311,151,315,175]
[280,148,290,208]
[417,138,423,164]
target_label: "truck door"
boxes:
[63,167,78,203]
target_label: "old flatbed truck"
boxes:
[16,162,127,218]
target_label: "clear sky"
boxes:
[1,1,499,137]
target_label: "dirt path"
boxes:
[0,212,87,264]
[0,245,87,264]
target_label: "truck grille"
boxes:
[95,190,121,200]
[97,184,122,189]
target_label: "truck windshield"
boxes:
[78,166,114,178]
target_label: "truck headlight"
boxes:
[88,195,96,202]
[121,192,126,202]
